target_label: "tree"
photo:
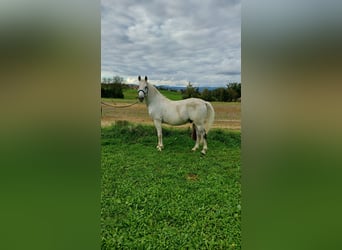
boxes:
[211,87,229,102]
[182,82,201,99]
[201,88,213,101]
[102,77,110,84]
[101,75,124,98]
[112,75,124,98]
[227,82,241,102]
[112,76,124,84]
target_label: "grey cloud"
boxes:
[216,71,241,76]
[102,0,241,86]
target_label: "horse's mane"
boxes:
[147,82,168,101]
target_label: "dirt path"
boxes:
[101,101,241,130]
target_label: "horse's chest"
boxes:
[148,106,161,118]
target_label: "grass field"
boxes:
[122,88,183,100]
[101,123,241,249]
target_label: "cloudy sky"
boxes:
[101,0,240,87]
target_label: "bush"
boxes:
[101,75,125,98]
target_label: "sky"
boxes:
[101,0,240,87]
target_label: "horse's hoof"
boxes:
[201,150,206,155]
[191,147,198,151]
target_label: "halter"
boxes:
[138,85,148,97]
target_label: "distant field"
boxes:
[101,101,240,130]
[101,123,241,249]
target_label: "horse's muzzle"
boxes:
[138,96,144,102]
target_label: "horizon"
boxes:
[101,79,241,89]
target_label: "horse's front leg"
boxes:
[153,119,163,151]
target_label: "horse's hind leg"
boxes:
[201,130,208,155]
[195,125,207,155]
[191,124,200,151]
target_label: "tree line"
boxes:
[181,82,241,102]
[101,75,241,102]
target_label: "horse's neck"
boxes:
[146,83,169,106]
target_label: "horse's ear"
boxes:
[138,75,141,81]
[145,76,148,81]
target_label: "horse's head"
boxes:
[138,75,148,102]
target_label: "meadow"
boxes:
[101,124,241,249]
[101,89,241,249]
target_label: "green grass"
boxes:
[158,89,183,100]
[123,88,182,100]
[122,88,139,100]
[101,123,241,249]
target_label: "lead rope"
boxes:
[101,101,139,108]
[101,100,139,116]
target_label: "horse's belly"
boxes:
[163,116,188,125]
[162,109,189,125]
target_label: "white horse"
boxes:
[137,76,215,155]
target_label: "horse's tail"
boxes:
[204,102,215,133]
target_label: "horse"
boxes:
[137,76,215,155]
